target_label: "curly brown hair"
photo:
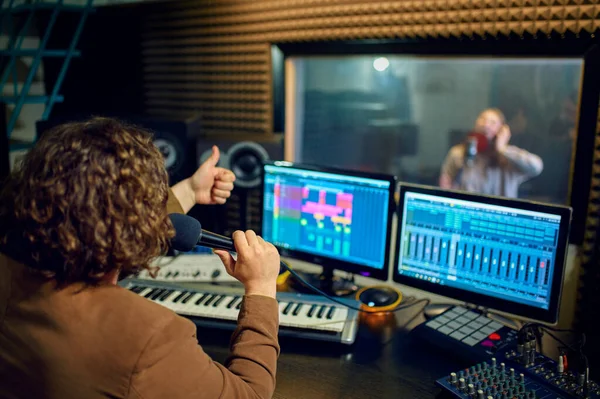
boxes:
[0,117,174,286]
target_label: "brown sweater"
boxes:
[0,191,280,399]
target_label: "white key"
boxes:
[136,287,153,298]
[177,293,203,316]
[164,291,186,312]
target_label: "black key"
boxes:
[150,289,166,300]
[236,300,242,310]
[134,286,147,294]
[292,303,304,316]
[173,271,179,277]
[130,286,143,294]
[172,291,188,303]
[181,292,195,304]
[159,290,174,301]
[307,304,317,317]
[165,271,172,278]
[203,295,217,306]
[317,305,326,319]
[213,295,226,307]
[143,288,158,298]
[326,306,336,319]
[194,293,208,305]
[227,296,240,308]
[283,302,294,315]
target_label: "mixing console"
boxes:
[437,350,599,399]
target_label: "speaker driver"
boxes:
[227,141,269,188]
[153,138,179,171]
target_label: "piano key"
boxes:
[226,296,240,309]
[307,304,317,317]
[194,293,208,306]
[144,288,159,298]
[160,290,179,303]
[158,290,175,301]
[150,289,166,301]
[213,295,226,307]
[236,300,242,310]
[317,306,326,319]
[136,287,153,298]
[203,294,217,306]
[283,302,294,315]
[292,303,303,316]
[181,292,195,304]
[130,286,144,294]
[326,306,336,320]
[172,291,188,303]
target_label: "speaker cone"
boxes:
[227,141,270,188]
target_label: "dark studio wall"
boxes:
[41,3,162,120]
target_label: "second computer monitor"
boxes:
[261,161,396,281]
[393,184,572,324]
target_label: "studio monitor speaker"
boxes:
[36,114,200,186]
[193,134,284,236]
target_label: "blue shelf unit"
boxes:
[0,0,94,149]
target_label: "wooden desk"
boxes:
[193,295,461,399]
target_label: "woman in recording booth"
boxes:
[438,108,544,198]
[0,117,281,399]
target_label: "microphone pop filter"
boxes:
[169,213,202,252]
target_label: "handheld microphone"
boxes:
[169,213,235,253]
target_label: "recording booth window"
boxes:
[281,48,599,244]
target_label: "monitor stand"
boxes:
[289,268,359,297]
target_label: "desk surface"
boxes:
[196,296,457,399]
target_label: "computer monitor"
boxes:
[393,184,572,324]
[261,161,396,286]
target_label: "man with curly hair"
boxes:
[0,117,281,399]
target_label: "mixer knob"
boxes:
[476,363,482,373]
[460,370,465,378]
[477,389,485,399]
[459,378,466,390]
[502,392,508,399]
[468,384,475,395]
[491,358,497,368]
[450,372,458,385]
[509,368,515,378]
[519,373,525,384]
[482,362,489,370]
[500,363,506,373]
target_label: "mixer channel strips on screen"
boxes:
[425,306,510,347]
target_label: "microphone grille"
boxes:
[169,214,202,252]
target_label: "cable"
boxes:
[280,260,430,314]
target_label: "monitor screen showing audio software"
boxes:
[394,185,571,322]
[262,162,394,278]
